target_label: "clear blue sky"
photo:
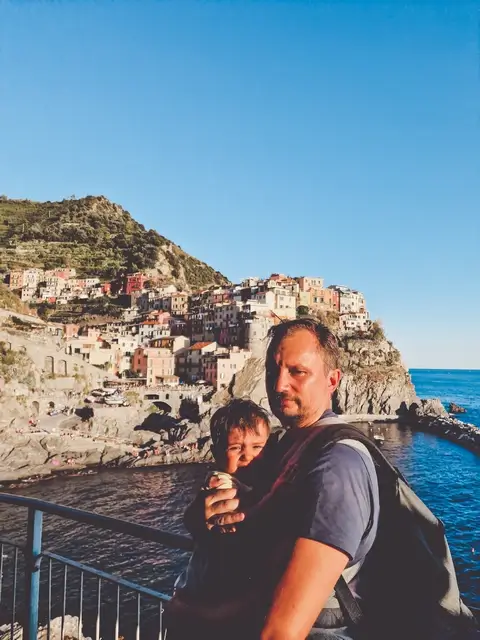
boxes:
[1,0,479,369]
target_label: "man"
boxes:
[204,318,379,639]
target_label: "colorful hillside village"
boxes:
[4,270,370,390]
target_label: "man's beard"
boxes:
[270,393,303,425]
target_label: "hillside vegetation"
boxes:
[0,282,32,314]
[0,195,228,290]
[0,341,36,386]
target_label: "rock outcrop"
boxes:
[216,337,419,418]
[0,405,214,484]
[448,402,467,414]
[409,398,448,418]
[405,413,480,454]
[334,338,418,415]
[214,356,270,409]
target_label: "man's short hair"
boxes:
[210,398,271,452]
[266,318,340,372]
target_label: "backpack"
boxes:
[288,419,478,640]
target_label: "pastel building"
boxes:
[203,347,251,391]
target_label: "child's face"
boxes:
[220,421,270,474]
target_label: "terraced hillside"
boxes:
[0,195,229,290]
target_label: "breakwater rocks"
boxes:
[407,413,480,454]
[399,398,480,453]
[448,402,467,414]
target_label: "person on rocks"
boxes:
[166,398,271,638]
[171,319,380,640]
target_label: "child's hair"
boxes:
[210,398,271,452]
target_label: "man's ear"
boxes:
[328,369,342,394]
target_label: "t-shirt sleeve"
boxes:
[297,443,374,561]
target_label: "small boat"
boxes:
[104,395,129,407]
[373,433,385,445]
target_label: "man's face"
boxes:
[266,329,341,428]
[218,421,270,474]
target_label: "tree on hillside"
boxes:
[297,305,310,316]
[312,309,341,333]
[369,320,385,341]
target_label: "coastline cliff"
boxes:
[215,335,419,418]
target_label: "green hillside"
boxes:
[0,195,228,289]
[0,282,32,314]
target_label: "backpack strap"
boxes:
[331,438,375,627]
[335,575,365,627]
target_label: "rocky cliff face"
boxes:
[216,336,419,417]
[334,337,418,415]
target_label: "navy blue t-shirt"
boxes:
[299,437,379,565]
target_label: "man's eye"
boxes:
[253,445,264,451]
[228,446,241,453]
[291,369,306,376]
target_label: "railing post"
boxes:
[24,508,43,640]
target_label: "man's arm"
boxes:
[261,538,349,640]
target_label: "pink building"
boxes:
[132,346,176,386]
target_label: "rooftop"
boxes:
[189,341,213,351]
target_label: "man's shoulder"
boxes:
[305,437,377,483]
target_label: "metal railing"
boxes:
[1,493,478,639]
[0,493,194,640]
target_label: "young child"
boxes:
[173,398,271,597]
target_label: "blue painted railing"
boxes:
[0,493,194,640]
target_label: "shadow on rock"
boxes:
[74,406,94,422]
[135,412,178,434]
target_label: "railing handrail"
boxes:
[0,492,194,552]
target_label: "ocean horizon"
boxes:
[409,368,480,429]
[410,368,480,372]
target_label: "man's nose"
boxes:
[275,367,290,394]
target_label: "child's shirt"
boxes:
[174,470,255,601]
